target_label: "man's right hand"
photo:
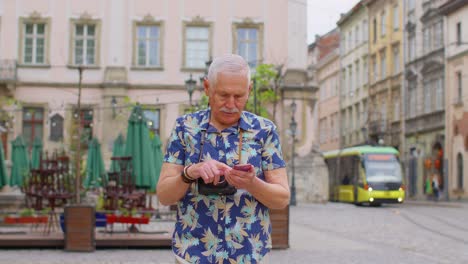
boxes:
[187,160,232,185]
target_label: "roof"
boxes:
[439,0,468,15]
[337,0,365,26]
[322,145,400,158]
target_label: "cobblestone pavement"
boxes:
[1,201,467,264]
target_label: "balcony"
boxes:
[0,60,17,83]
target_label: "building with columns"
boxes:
[0,0,311,190]
[440,0,468,200]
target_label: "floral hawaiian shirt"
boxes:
[164,108,286,264]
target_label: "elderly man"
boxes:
[157,54,290,264]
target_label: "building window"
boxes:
[71,23,98,65]
[409,34,416,60]
[457,22,462,45]
[233,23,263,68]
[20,17,50,65]
[457,71,463,102]
[74,108,93,148]
[342,69,347,96]
[363,57,368,84]
[373,18,377,43]
[393,96,400,121]
[372,55,377,82]
[423,27,431,54]
[349,65,353,95]
[381,11,386,37]
[143,108,160,136]
[363,20,368,42]
[435,77,443,110]
[381,101,387,130]
[408,80,417,118]
[184,25,210,69]
[380,49,386,80]
[457,153,464,189]
[135,24,161,67]
[393,5,399,31]
[434,21,443,49]
[349,31,353,50]
[49,113,64,142]
[355,61,360,89]
[355,25,359,46]
[22,107,44,148]
[424,80,432,113]
[393,45,400,74]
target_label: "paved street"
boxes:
[1,201,467,264]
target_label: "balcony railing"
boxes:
[0,60,17,82]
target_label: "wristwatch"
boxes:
[181,165,195,183]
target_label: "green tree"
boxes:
[247,64,282,120]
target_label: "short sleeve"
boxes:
[261,124,286,171]
[163,118,186,165]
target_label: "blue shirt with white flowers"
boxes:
[164,108,286,264]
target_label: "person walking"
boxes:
[157,54,290,264]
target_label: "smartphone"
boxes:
[233,164,252,172]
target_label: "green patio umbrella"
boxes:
[0,140,7,188]
[151,135,163,188]
[30,137,42,169]
[9,135,30,187]
[83,138,106,188]
[110,133,125,172]
[125,104,157,191]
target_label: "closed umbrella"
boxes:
[83,138,106,188]
[151,135,163,189]
[9,135,29,187]
[0,140,7,188]
[30,137,42,169]
[125,104,157,191]
[110,133,125,172]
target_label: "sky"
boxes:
[307,0,361,44]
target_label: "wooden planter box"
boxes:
[270,206,289,249]
[64,205,95,252]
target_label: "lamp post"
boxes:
[185,74,196,106]
[289,100,297,206]
[75,66,83,204]
[111,96,117,119]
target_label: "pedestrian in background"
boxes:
[157,54,290,264]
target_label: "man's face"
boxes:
[205,72,251,130]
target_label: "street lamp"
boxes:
[289,100,297,206]
[111,96,117,119]
[185,74,197,106]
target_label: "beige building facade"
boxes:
[365,0,404,149]
[440,0,468,200]
[337,1,369,148]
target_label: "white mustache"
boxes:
[220,107,239,113]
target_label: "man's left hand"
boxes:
[225,165,256,189]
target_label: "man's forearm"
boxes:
[157,172,191,205]
[246,177,290,209]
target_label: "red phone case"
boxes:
[233,164,252,171]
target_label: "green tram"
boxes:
[323,146,405,205]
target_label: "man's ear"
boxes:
[248,82,253,94]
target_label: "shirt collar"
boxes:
[200,108,253,133]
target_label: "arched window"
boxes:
[457,153,464,190]
[49,114,64,141]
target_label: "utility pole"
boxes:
[75,66,83,204]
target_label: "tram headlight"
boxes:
[369,197,374,202]
[398,197,403,202]
[368,187,373,192]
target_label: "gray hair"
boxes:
[207,54,251,89]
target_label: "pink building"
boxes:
[315,29,341,152]
[0,0,310,174]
